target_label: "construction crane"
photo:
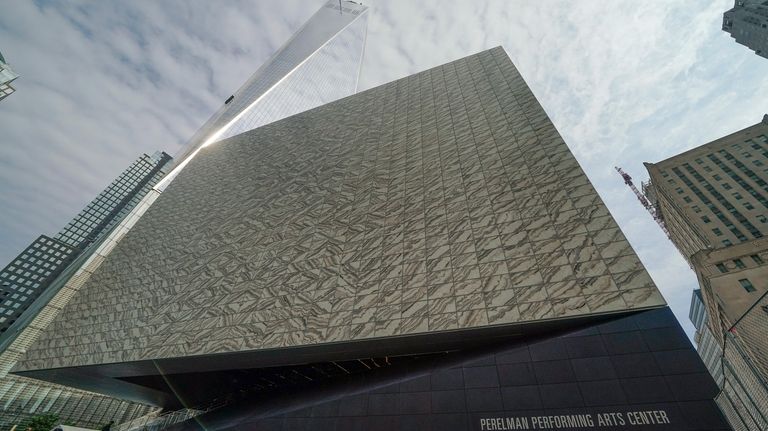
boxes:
[615,166,671,238]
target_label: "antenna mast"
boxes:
[615,166,671,238]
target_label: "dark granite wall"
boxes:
[182,307,729,431]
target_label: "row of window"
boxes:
[666,159,765,185]
[9,260,58,272]
[681,163,763,241]
[672,166,752,245]
[3,266,53,277]
[58,181,144,242]
[56,173,162,247]
[719,149,768,196]
[26,252,65,262]
[1,279,40,289]
[1,272,44,283]
[0,284,34,296]
[32,239,67,251]
[0,292,29,303]
[715,254,764,273]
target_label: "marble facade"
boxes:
[16,47,664,384]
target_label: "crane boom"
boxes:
[615,166,671,238]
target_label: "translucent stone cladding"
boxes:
[16,47,665,371]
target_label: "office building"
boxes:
[690,289,768,430]
[0,50,19,101]
[645,117,768,430]
[690,242,768,430]
[723,0,768,60]
[0,236,78,334]
[13,47,728,430]
[644,116,768,334]
[54,151,172,249]
[644,117,768,263]
[0,151,171,337]
[0,150,171,427]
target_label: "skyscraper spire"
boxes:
[157,0,369,190]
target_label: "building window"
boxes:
[713,174,722,181]
[684,196,692,203]
[676,187,684,194]
[717,263,728,273]
[739,278,756,293]
[751,254,764,264]
[733,192,743,200]
[754,160,764,167]
[702,216,711,223]
[745,202,755,210]
[734,259,746,269]
[713,228,723,236]
[695,158,703,164]
[723,183,732,190]
[759,215,768,223]
[692,205,701,213]
[723,239,733,246]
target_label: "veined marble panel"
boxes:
[16,47,665,372]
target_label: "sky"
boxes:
[1,0,767,338]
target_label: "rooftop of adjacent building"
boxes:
[722,0,768,57]
[724,0,768,21]
[645,114,768,169]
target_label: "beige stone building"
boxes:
[645,115,768,430]
[645,117,768,262]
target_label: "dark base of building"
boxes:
[165,307,729,431]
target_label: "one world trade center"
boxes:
[158,0,369,188]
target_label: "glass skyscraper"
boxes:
[158,0,369,189]
[0,50,19,101]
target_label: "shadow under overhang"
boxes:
[13,308,651,410]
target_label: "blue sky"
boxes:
[1,0,767,337]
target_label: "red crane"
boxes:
[615,166,671,238]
